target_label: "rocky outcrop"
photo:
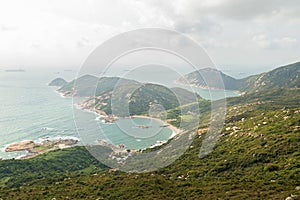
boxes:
[5,138,79,159]
[5,140,35,152]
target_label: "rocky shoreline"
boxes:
[56,88,183,154]
[77,97,118,123]
[5,138,79,159]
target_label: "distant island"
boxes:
[5,69,26,72]
[48,77,67,87]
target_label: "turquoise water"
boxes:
[0,70,78,159]
[0,70,173,159]
[181,85,239,100]
[0,68,239,159]
[74,110,173,150]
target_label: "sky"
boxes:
[0,0,300,75]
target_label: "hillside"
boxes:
[0,88,299,199]
[178,61,300,94]
[59,75,203,118]
[240,62,300,93]
[58,74,98,97]
[58,75,140,97]
[177,67,243,91]
[87,83,202,117]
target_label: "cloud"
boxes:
[174,18,222,34]
[77,37,90,48]
[170,0,300,21]
[30,42,41,49]
[0,0,300,69]
[211,0,282,20]
[252,34,297,49]
[252,34,272,48]
[1,25,18,31]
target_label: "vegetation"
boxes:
[1,64,299,199]
[239,62,300,93]
[79,80,203,118]
[0,147,108,189]
[179,61,300,93]
[177,67,243,90]
[0,88,299,199]
[128,83,180,115]
[58,75,140,97]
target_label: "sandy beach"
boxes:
[130,115,182,138]
[76,98,182,138]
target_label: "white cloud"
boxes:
[77,37,90,48]
[0,24,18,31]
[252,34,273,48]
[253,34,297,49]
[275,37,297,46]
[0,0,299,70]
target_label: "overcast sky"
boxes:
[0,0,300,74]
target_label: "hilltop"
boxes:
[177,67,243,91]
[178,61,300,94]
[240,62,300,93]
[57,75,140,97]
[48,78,67,87]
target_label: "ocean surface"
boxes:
[0,68,239,159]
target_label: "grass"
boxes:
[0,89,299,199]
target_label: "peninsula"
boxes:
[5,138,79,159]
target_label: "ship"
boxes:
[5,69,26,72]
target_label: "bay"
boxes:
[0,68,239,159]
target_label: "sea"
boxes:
[0,68,239,159]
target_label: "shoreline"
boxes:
[129,115,182,139]
[75,104,182,150]
[2,136,80,160]
[76,97,182,135]
[58,89,183,152]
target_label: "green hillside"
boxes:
[0,88,299,199]
[177,67,243,91]
[58,75,140,97]
[240,62,300,93]
[128,83,181,115]
[68,76,203,117]
[179,61,300,94]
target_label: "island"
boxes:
[48,78,68,87]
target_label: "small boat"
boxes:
[160,124,170,127]
[136,125,150,129]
